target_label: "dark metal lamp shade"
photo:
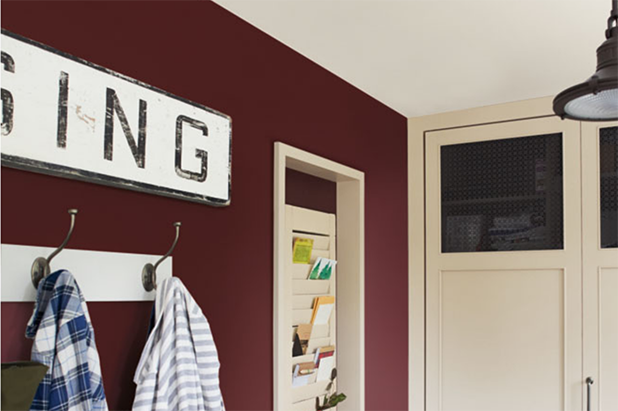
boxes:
[553,0,618,121]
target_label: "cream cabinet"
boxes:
[423,115,617,410]
[582,122,618,411]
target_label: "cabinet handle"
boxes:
[586,377,594,411]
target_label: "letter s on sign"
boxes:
[175,115,208,182]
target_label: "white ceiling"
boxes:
[214,0,611,118]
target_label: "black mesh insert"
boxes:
[600,126,618,249]
[441,133,564,253]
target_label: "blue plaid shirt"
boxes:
[26,270,108,411]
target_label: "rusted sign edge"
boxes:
[2,154,231,207]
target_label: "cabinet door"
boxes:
[425,117,582,410]
[582,122,618,411]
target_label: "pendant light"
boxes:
[553,0,618,121]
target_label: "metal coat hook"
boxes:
[31,209,78,289]
[142,222,181,291]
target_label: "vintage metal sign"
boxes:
[1,30,231,206]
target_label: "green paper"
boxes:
[319,262,332,280]
[309,259,323,279]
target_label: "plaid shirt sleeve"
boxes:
[26,270,108,411]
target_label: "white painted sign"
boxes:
[0,30,231,206]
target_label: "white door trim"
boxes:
[274,142,365,411]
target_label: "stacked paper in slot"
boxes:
[310,296,335,325]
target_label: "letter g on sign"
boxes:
[175,115,208,182]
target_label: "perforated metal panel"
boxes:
[441,133,564,253]
[600,126,618,249]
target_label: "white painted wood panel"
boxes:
[1,244,171,301]
[290,207,331,236]
[440,269,565,410]
[309,249,330,261]
[291,381,330,403]
[292,309,313,325]
[581,122,618,411]
[599,269,618,411]
[425,117,582,410]
[291,264,312,279]
[292,279,330,295]
[312,324,330,339]
[293,295,319,310]
[290,398,315,411]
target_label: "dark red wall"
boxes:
[1,2,408,410]
[286,169,336,214]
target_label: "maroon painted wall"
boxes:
[286,169,336,214]
[1,2,408,410]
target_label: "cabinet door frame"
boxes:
[425,117,582,410]
[581,121,618,411]
[408,96,575,411]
